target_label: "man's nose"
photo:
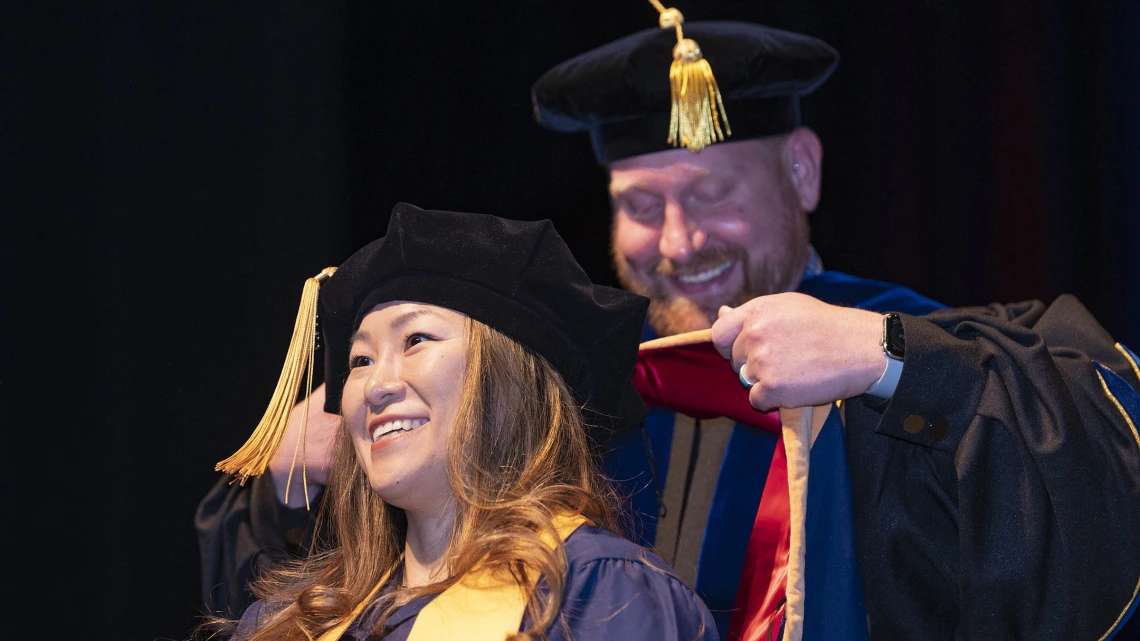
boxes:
[658,203,706,262]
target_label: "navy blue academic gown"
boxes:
[233,525,719,641]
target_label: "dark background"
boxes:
[6,1,1138,639]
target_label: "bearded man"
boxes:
[535,19,1140,640]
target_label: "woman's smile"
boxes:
[369,417,430,451]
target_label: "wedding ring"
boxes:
[739,364,755,390]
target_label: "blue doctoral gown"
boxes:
[603,269,945,637]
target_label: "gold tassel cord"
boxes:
[283,310,319,510]
[215,267,338,498]
[646,1,731,152]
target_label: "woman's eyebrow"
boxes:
[349,328,372,346]
[389,307,443,331]
[349,308,447,346]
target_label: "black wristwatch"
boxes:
[883,312,905,360]
[865,312,905,402]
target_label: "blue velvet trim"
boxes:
[798,270,946,315]
[696,424,778,635]
[1094,360,1140,638]
[802,406,871,641]
[1097,360,1140,435]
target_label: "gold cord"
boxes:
[1094,369,1140,640]
[215,266,338,500]
[1116,342,1140,383]
[646,0,731,152]
[282,315,319,510]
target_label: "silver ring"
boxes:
[739,364,755,390]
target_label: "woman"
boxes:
[210,203,718,641]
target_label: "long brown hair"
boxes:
[206,317,625,640]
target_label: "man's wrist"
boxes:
[864,353,903,399]
[864,313,905,400]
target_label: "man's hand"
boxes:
[711,292,887,411]
[267,383,340,506]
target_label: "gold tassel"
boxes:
[215,266,338,507]
[648,1,731,152]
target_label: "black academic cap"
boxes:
[317,203,650,445]
[532,21,839,165]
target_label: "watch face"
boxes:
[886,313,905,358]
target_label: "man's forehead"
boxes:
[607,148,769,196]
[608,163,713,195]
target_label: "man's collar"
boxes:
[804,245,824,279]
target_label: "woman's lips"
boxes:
[370,426,417,452]
[368,417,428,452]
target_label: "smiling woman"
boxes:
[198,203,718,641]
[343,303,469,517]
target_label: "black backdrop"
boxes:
[6,1,1138,639]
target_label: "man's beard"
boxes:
[614,230,810,337]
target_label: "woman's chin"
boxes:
[368,471,449,514]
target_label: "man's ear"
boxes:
[783,126,823,212]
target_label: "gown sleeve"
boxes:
[549,549,721,641]
[194,471,322,617]
[845,294,1140,639]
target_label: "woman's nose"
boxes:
[364,366,405,407]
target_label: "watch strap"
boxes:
[864,353,903,400]
[866,313,904,399]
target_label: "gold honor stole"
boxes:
[318,513,591,641]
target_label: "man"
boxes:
[532,17,1139,640]
[532,19,1140,639]
[199,17,1140,640]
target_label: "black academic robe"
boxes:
[845,295,1140,639]
[195,472,318,618]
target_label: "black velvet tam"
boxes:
[318,202,650,443]
[532,21,839,165]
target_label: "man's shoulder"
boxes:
[798,270,946,315]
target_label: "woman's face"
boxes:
[342,301,468,513]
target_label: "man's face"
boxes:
[609,137,812,337]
